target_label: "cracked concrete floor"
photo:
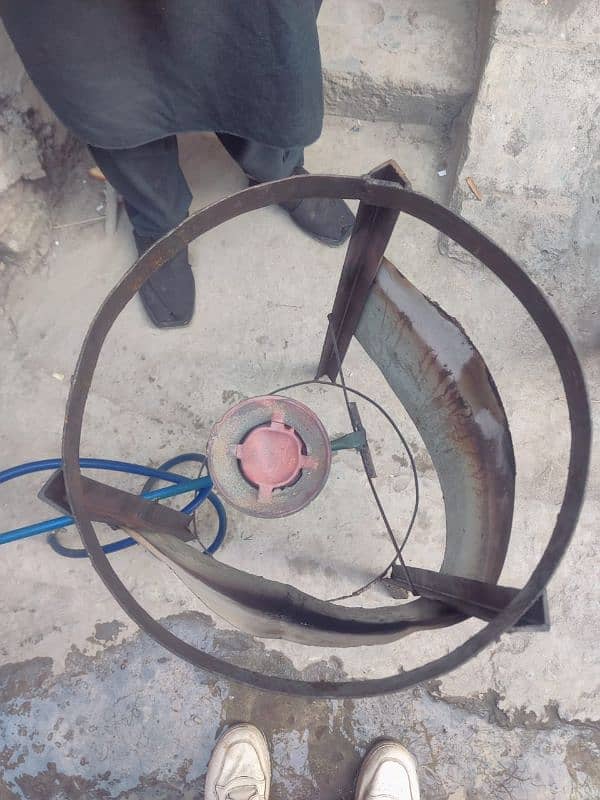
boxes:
[1,116,599,799]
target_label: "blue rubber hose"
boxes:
[0,458,195,486]
[139,452,227,552]
[0,455,227,556]
[0,475,210,544]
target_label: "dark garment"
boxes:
[89,138,191,241]
[216,134,304,183]
[89,134,304,240]
[1,0,323,150]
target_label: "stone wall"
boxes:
[446,0,600,313]
[0,23,74,275]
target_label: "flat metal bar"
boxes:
[39,469,196,542]
[390,565,549,631]
[330,430,367,451]
[316,161,409,381]
[348,402,377,479]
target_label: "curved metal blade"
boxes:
[357,258,515,586]
[125,527,453,647]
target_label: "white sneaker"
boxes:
[205,724,271,800]
[355,741,421,800]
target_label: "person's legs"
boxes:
[89,136,192,239]
[89,137,195,328]
[355,740,421,800]
[205,724,271,800]
[217,133,355,247]
[217,133,304,183]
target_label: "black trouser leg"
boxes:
[89,131,351,256]
[89,136,192,240]
[216,133,304,182]
[216,132,354,246]
[90,134,300,234]
[89,136,195,328]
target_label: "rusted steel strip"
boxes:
[390,565,549,630]
[124,527,456,647]
[357,258,515,587]
[316,161,409,381]
[39,469,194,541]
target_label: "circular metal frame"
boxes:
[62,174,591,698]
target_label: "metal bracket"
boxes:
[316,161,410,381]
[39,469,194,542]
[330,430,367,451]
[390,565,550,631]
[60,168,589,697]
[348,402,377,479]
[330,403,376,479]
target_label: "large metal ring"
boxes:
[62,174,591,697]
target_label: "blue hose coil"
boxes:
[0,455,226,557]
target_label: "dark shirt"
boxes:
[1,0,323,150]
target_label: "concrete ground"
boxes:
[0,110,598,799]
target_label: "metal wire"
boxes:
[326,317,416,596]
[271,324,420,601]
[141,453,211,550]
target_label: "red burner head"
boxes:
[235,411,318,501]
[207,396,331,518]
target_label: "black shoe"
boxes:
[134,233,195,328]
[250,167,355,247]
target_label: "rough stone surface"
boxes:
[1,614,598,800]
[0,183,50,263]
[319,0,482,126]
[0,111,45,194]
[0,23,73,275]
[446,0,600,299]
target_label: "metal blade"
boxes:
[126,528,458,647]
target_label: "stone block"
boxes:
[320,0,480,125]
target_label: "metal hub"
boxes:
[207,395,331,518]
[236,413,317,499]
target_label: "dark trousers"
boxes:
[89,134,304,240]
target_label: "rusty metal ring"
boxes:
[62,174,591,697]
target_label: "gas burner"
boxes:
[207,395,331,518]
